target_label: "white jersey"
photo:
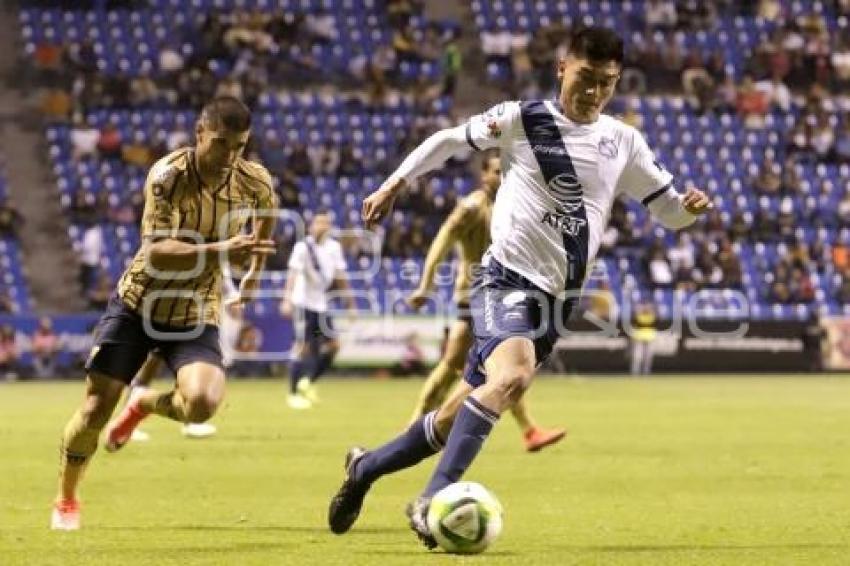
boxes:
[393,99,695,296]
[287,235,347,312]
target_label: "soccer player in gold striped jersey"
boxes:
[52,97,278,530]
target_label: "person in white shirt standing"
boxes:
[328,27,712,546]
[280,209,355,409]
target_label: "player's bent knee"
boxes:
[182,389,222,423]
[490,368,533,404]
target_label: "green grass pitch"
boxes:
[1,376,849,565]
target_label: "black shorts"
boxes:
[456,300,473,326]
[85,293,223,384]
[293,306,335,346]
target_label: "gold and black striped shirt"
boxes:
[117,148,277,327]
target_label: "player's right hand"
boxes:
[406,288,430,311]
[362,177,406,229]
[222,234,276,265]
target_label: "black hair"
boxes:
[481,150,499,171]
[200,96,252,133]
[567,26,624,65]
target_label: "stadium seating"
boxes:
[25,1,850,321]
[0,169,33,314]
[20,0,450,82]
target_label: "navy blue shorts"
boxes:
[294,306,335,347]
[463,258,575,388]
[456,300,473,326]
[85,293,223,384]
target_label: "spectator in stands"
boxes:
[789,267,815,303]
[786,123,811,159]
[811,115,836,162]
[121,132,156,168]
[70,118,99,161]
[0,325,19,380]
[714,73,738,113]
[836,189,850,225]
[40,88,72,121]
[629,302,658,376]
[0,291,14,314]
[647,247,674,288]
[308,141,341,176]
[69,191,98,225]
[87,271,112,311]
[441,30,461,97]
[480,22,513,77]
[717,237,743,288]
[286,142,312,176]
[736,75,768,128]
[681,49,715,113]
[676,0,717,30]
[757,0,785,22]
[753,157,782,195]
[728,211,751,242]
[31,317,60,379]
[337,144,365,176]
[644,0,678,31]
[157,41,185,76]
[0,198,23,240]
[96,123,123,159]
[129,70,159,107]
[694,242,723,288]
[781,156,803,194]
[304,7,337,44]
[668,232,696,274]
[755,73,792,112]
[78,223,103,294]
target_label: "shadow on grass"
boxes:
[568,542,850,553]
[98,525,408,535]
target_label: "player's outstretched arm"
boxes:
[145,235,276,272]
[407,202,474,311]
[646,186,712,230]
[362,125,472,228]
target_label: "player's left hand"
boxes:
[682,187,712,215]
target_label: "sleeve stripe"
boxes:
[465,122,481,151]
[641,182,673,207]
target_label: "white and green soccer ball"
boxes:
[426,481,504,554]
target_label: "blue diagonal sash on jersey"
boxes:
[519,100,589,293]
[304,237,333,291]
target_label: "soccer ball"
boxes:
[426,481,503,554]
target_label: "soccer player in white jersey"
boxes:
[328,27,712,546]
[280,209,355,409]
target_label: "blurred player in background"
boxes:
[280,209,356,409]
[329,27,712,546]
[52,97,278,530]
[406,153,565,452]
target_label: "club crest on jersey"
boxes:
[486,119,501,138]
[598,136,618,159]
